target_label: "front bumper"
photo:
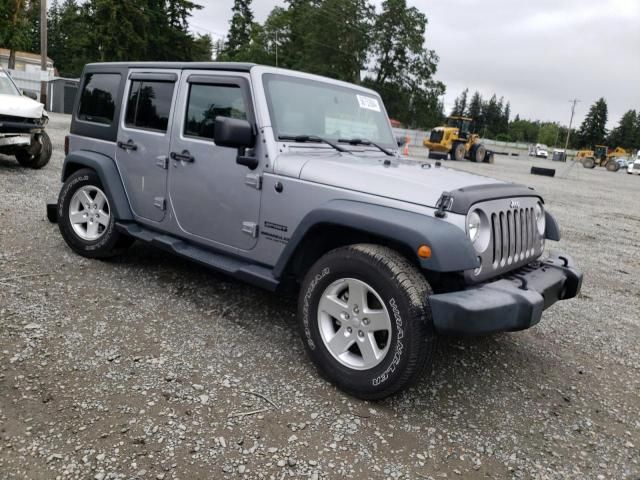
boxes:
[429,252,582,335]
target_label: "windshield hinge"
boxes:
[245,173,262,190]
[435,192,453,218]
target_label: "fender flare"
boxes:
[273,199,479,278]
[544,211,561,241]
[61,150,133,221]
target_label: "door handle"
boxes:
[170,150,195,163]
[117,139,138,151]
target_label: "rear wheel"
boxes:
[15,131,52,169]
[298,244,436,400]
[582,157,596,169]
[57,168,133,258]
[451,142,465,161]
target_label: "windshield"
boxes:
[0,70,20,96]
[263,73,395,148]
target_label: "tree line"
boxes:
[1,0,213,77]
[450,88,640,150]
[217,0,446,129]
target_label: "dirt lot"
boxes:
[1,114,639,479]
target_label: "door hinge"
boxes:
[154,197,166,211]
[241,221,259,238]
[156,155,168,169]
[245,173,262,190]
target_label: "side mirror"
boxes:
[214,116,255,150]
[214,117,258,169]
[22,90,38,100]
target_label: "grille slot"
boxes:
[490,206,536,268]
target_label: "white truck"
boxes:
[0,67,52,169]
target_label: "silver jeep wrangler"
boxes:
[47,62,582,399]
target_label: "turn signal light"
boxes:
[64,135,69,155]
[417,245,432,259]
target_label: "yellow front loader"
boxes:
[423,116,492,163]
[576,145,628,172]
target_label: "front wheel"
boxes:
[605,160,620,172]
[298,244,436,400]
[451,142,465,161]
[57,168,133,258]
[15,131,52,169]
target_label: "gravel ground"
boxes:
[1,113,638,480]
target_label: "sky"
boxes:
[191,0,640,128]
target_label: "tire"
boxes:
[582,157,596,169]
[15,131,52,169]
[473,144,486,163]
[451,142,465,161]
[57,168,134,258]
[605,160,619,172]
[298,244,436,400]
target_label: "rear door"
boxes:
[167,70,260,250]
[115,70,179,223]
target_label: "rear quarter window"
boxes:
[77,73,121,125]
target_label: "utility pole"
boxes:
[564,99,579,154]
[40,0,48,107]
[275,30,279,68]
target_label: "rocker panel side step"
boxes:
[115,222,279,291]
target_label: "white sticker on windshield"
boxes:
[357,94,381,112]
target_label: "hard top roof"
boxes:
[84,61,256,72]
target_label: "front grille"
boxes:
[490,207,536,268]
[429,130,444,143]
[0,114,39,125]
[469,197,544,282]
[634,163,640,170]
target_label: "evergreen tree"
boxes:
[451,88,468,116]
[466,91,482,132]
[607,110,637,150]
[223,0,255,59]
[577,98,608,148]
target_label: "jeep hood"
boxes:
[0,94,44,119]
[274,152,504,209]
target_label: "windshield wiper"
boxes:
[278,135,350,153]
[338,138,395,157]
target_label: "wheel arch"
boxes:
[61,150,133,221]
[273,200,479,281]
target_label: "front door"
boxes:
[168,71,260,250]
[115,70,179,223]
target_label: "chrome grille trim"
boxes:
[469,197,544,282]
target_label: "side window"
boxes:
[125,80,175,132]
[184,83,247,141]
[77,73,120,125]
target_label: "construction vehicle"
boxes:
[576,145,628,172]
[423,116,492,163]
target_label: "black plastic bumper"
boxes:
[429,252,582,336]
[0,121,44,134]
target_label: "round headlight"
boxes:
[535,202,546,235]
[467,210,481,243]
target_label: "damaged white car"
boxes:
[0,68,52,169]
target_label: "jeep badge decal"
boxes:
[510,200,520,209]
